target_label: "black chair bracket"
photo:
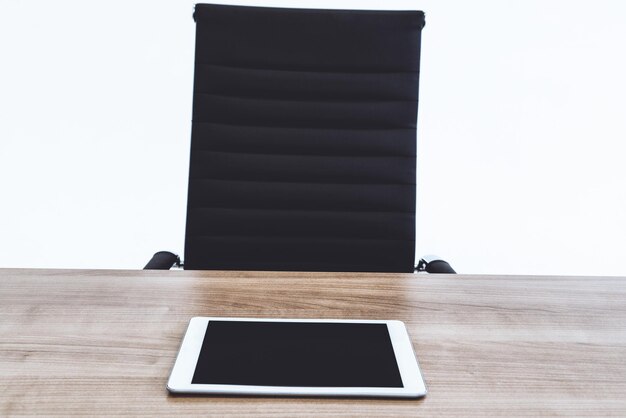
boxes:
[144,251,182,270]
[416,255,456,274]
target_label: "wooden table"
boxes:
[1,269,625,416]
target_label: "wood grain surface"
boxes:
[1,268,625,416]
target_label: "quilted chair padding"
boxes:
[185,4,425,272]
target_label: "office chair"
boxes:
[145,3,455,274]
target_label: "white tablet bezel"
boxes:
[167,317,426,398]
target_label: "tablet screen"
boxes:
[191,321,403,387]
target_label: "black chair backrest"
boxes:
[185,4,425,272]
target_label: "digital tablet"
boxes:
[167,317,426,398]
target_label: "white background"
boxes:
[1,0,625,275]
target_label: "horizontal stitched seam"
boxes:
[195,92,416,104]
[187,235,415,242]
[192,148,415,159]
[193,121,415,131]
[196,62,419,75]
[191,149,415,159]
[192,121,415,130]
[195,92,416,103]
[187,206,414,215]
[183,260,414,272]
[189,177,416,186]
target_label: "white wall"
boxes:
[1,0,625,275]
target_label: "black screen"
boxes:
[192,321,403,387]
